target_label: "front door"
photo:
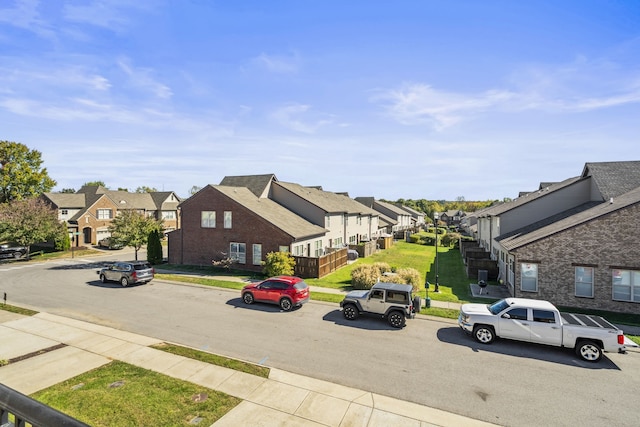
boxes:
[83,227,92,244]
[364,289,387,315]
[498,307,531,341]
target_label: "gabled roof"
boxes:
[582,161,640,200]
[42,193,86,208]
[212,185,326,240]
[498,187,640,251]
[396,204,424,216]
[219,174,277,198]
[479,176,583,217]
[149,191,181,210]
[275,182,379,216]
[374,199,410,216]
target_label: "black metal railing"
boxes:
[0,383,90,427]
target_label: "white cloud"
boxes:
[270,103,333,133]
[117,59,173,99]
[253,52,300,74]
[0,0,55,39]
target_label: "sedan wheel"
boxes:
[120,277,129,287]
[279,298,293,311]
[342,304,359,320]
[387,311,406,328]
[100,274,107,284]
[242,292,254,304]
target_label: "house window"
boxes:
[293,245,303,256]
[252,244,262,265]
[230,242,246,264]
[161,211,175,220]
[97,209,112,219]
[61,209,68,215]
[575,266,594,298]
[314,240,323,257]
[279,246,289,253]
[326,215,330,227]
[224,211,232,229]
[201,211,216,228]
[521,263,538,292]
[612,269,640,302]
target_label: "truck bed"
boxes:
[560,312,619,330]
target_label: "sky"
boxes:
[2,0,640,201]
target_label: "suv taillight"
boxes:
[131,272,137,279]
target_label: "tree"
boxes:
[0,141,56,203]
[262,251,296,277]
[136,186,158,193]
[108,210,163,260]
[55,221,71,251]
[146,229,163,265]
[60,188,76,193]
[189,185,202,195]
[83,181,106,187]
[0,198,65,255]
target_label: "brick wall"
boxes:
[512,204,640,314]
[169,187,296,272]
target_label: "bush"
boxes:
[441,232,461,247]
[262,251,295,277]
[384,267,421,292]
[146,229,163,265]
[351,262,392,289]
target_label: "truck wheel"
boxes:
[342,304,359,320]
[473,325,495,344]
[387,310,406,328]
[576,340,602,362]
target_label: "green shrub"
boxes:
[442,232,461,247]
[351,262,392,289]
[146,229,163,265]
[262,251,295,277]
[385,267,421,291]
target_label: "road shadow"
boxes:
[225,297,304,313]
[322,309,404,331]
[49,261,113,270]
[437,326,621,370]
[86,280,149,289]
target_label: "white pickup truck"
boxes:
[458,298,627,362]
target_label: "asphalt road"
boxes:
[1,252,639,427]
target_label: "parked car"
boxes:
[0,242,28,260]
[340,282,419,328]
[98,237,123,250]
[241,276,310,311]
[97,261,154,287]
[458,297,627,362]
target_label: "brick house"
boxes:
[476,161,640,314]
[41,186,181,246]
[167,184,326,270]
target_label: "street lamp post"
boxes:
[434,212,440,293]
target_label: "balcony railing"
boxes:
[0,383,89,427]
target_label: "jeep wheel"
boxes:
[279,298,293,311]
[387,310,406,328]
[242,292,254,305]
[342,304,359,320]
[473,325,495,344]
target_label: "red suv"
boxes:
[241,276,310,311]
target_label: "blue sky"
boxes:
[2,1,640,201]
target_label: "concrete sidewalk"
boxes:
[0,310,497,427]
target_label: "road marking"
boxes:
[258,356,269,365]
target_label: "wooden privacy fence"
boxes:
[294,248,348,279]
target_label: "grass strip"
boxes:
[151,342,270,378]
[31,361,241,427]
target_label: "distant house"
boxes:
[168,185,326,269]
[439,210,465,228]
[169,174,381,271]
[395,204,426,227]
[41,186,181,246]
[355,197,412,234]
[475,161,640,314]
